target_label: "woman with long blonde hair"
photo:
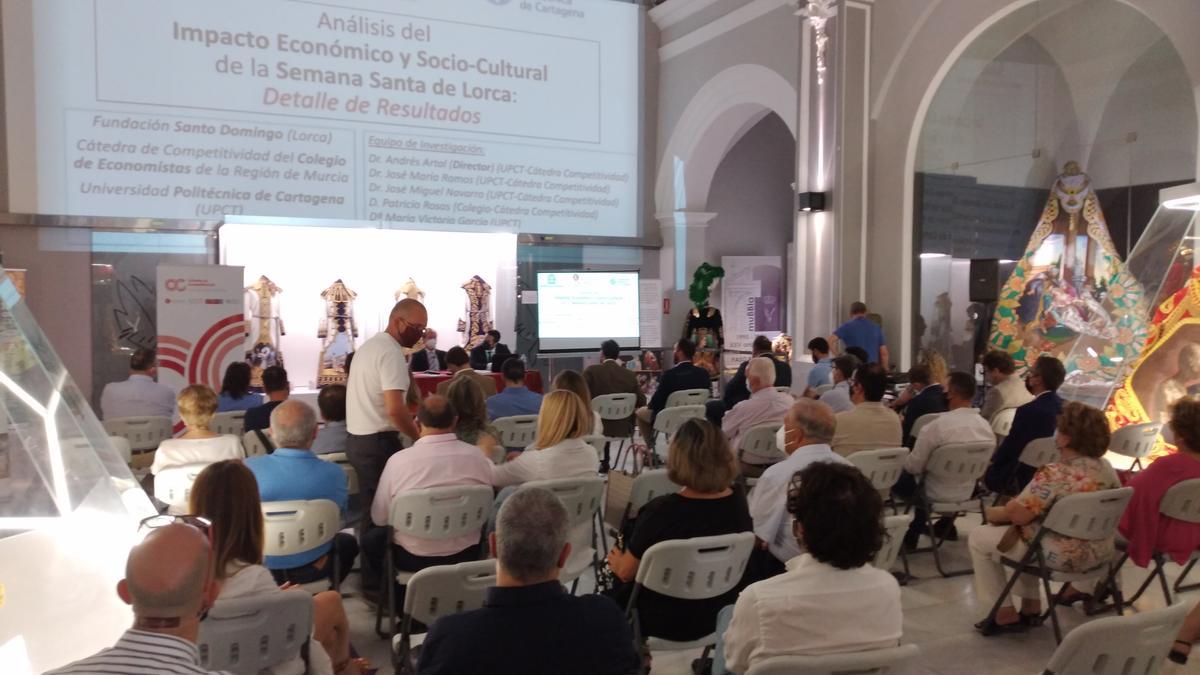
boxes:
[491,389,599,487]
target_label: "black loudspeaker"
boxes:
[969,258,1000,303]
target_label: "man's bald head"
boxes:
[417,394,457,433]
[270,398,318,449]
[121,523,212,620]
[390,298,428,324]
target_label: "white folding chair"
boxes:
[990,407,1017,439]
[153,462,207,515]
[593,393,638,470]
[318,453,359,496]
[737,423,784,469]
[210,410,247,436]
[627,532,756,655]
[1103,478,1200,604]
[1109,422,1162,471]
[108,435,132,464]
[980,487,1134,643]
[519,476,607,593]
[612,468,681,536]
[242,429,272,457]
[493,415,539,449]
[909,413,944,442]
[262,499,343,593]
[1041,602,1188,675]
[847,448,908,494]
[747,643,920,675]
[875,514,914,578]
[392,560,496,674]
[650,405,706,461]
[910,440,994,577]
[375,484,493,639]
[103,415,173,468]
[665,388,710,408]
[197,590,312,675]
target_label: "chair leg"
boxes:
[1038,565,1063,645]
[376,532,396,639]
[1086,553,1129,615]
[981,557,1035,633]
[925,512,971,578]
[1174,558,1199,593]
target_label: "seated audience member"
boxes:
[445,377,501,461]
[983,355,1065,494]
[583,339,645,438]
[217,361,263,413]
[829,302,889,370]
[553,369,604,435]
[189,460,360,675]
[606,419,752,642]
[723,357,794,477]
[150,384,244,476]
[749,399,851,569]
[817,354,859,413]
[830,364,902,457]
[99,347,175,420]
[244,400,357,586]
[361,395,494,603]
[470,329,511,372]
[721,463,902,673]
[892,372,994,547]
[492,390,599,486]
[636,338,711,443]
[486,357,543,420]
[896,364,948,447]
[409,328,447,372]
[803,337,834,396]
[969,401,1119,633]
[244,365,290,434]
[979,350,1034,423]
[1061,398,1200,609]
[436,346,498,397]
[312,384,349,456]
[418,488,640,675]
[722,336,793,411]
[46,520,225,675]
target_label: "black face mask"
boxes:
[398,322,426,348]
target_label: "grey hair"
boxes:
[789,398,836,444]
[496,487,568,582]
[269,400,318,449]
[747,357,777,387]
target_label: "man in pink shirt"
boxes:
[360,395,494,609]
[724,357,795,477]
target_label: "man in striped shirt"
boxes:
[47,522,231,674]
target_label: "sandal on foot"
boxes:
[974,618,1028,636]
[1169,640,1191,665]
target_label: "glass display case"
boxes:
[0,265,155,673]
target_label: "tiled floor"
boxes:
[339,515,1200,674]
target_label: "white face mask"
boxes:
[426,339,437,350]
[775,425,789,452]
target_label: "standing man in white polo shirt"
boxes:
[346,298,426,529]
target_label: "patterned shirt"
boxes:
[1015,455,1120,573]
[45,629,233,675]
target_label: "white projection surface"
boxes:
[537,271,638,352]
[4,0,641,236]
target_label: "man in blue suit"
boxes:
[983,355,1066,495]
[636,338,711,443]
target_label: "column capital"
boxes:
[655,211,718,228]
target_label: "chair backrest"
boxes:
[102,415,173,452]
[772,386,793,396]
[261,499,339,558]
[519,476,606,529]
[153,463,207,513]
[1043,602,1188,675]
[628,469,681,514]
[388,484,494,541]
[592,393,637,420]
[242,430,270,457]
[847,448,909,493]
[738,423,783,461]
[635,532,755,600]
[990,407,1017,437]
[665,388,710,408]
[1109,422,1162,459]
[493,415,539,448]
[1159,478,1200,523]
[1018,437,1059,470]
[402,559,497,627]
[341,463,359,495]
[1042,487,1134,541]
[814,384,835,395]
[108,435,132,464]
[197,591,312,674]
[924,440,994,483]
[874,515,913,573]
[910,413,944,441]
[210,411,247,436]
[653,405,706,435]
[747,643,920,675]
